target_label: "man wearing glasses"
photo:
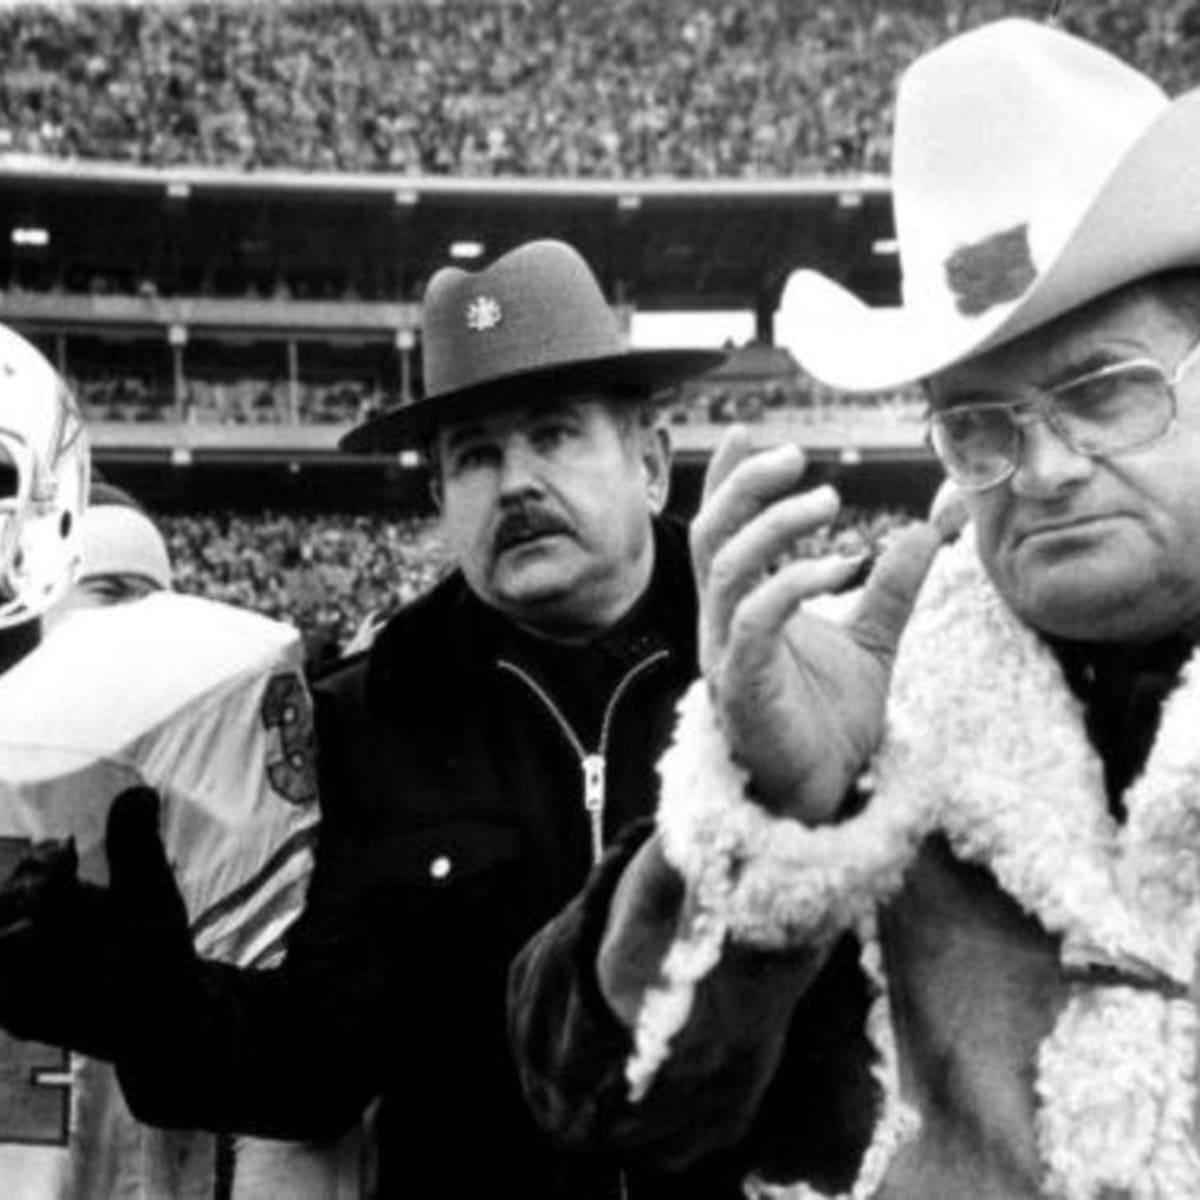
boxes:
[509,19,1200,1197]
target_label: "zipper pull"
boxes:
[582,753,606,865]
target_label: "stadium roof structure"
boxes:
[0,158,932,509]
[0,158,900,335]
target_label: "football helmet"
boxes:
[0,325,89,629]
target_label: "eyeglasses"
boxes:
[927,338,1200,491]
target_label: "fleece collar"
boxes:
[647,533,1200,1199]
[856,536,1200,1199]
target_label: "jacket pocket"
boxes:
[383,816,524,892]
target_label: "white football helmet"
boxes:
[0,325,89,629]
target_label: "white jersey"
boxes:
[0,592,321,1200]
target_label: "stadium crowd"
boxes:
[75,375,379,425]
[161,509,449,672]
[157,502,911,670]
[75,376,925,428]
[68,356,927,428]
[0,0,1194,179]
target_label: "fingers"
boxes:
[704,486,842,645]
[723,554,865,683]
[692,440,817,582]
[929,479,970,542]
[105,787,174,910]
[0,838,79,932]
[848,521,944,663]
[106,787,162,852]
[18,838,78,880]
[700,425,757,504]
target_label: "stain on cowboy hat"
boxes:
[777,18,1200,393]
[341,239,725,452]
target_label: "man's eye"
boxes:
[452,445,495,472]
[532,423,573,450]
[940,405,1011,441]
[1057,365,1162,419]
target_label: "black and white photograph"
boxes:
[0,2,1196,1197]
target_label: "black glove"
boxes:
[104,784,195,981]
[0,786,198,1060]
[0,834,85,938]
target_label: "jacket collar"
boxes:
[364,516,695,714]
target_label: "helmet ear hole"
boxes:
[0,326,89,630]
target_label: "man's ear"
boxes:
[425,446,444,513]
[644,424,672,515]
[427,470,443,513]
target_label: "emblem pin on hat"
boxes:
[465,296,502,332]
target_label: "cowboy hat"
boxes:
[340,239,725,452]
[777,18,1200,393]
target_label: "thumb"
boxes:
[848,521,944,665]
[105,787,188,933]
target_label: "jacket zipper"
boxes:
[496,649,670,865]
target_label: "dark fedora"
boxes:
[339,239,726,453]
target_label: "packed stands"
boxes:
[6,0,1174,657]
[75,376,379,426]
[4,0,1187,445]
[159,503,913,671]
[162,510,449,673]
[0,0,1188,181]
[71,365,923,430]
[0,1,983,676]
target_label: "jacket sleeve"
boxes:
[114,813,403,1139]
[508,820,838,1175]
[115,681,405,1141]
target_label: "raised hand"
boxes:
[0,830,119,1055]
[0,787,195,1059]
[691,428,945,826]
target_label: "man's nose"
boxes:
[1009,414,1094,498]
[497,438,543,496]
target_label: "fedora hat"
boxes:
[340,239,725,452]
[776,18,1200,393]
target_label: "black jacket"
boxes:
[116,518,700,1199]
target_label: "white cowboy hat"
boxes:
[778,18,1200,392]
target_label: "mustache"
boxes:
[493,507,572,554]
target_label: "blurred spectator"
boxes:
[161,510,449,671]
[74,376,170,424]
[46,481,172,629]
[72,503,172,604]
